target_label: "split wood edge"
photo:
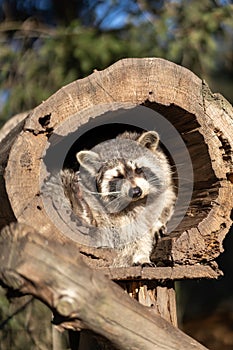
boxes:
[0,223,209,350]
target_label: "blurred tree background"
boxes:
[0,0,232,125]
[0,0,233,349]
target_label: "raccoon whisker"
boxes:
[104,194,124,207]
[100,191,122,197]
[170,163,186,168]
[80,189,101,195]
[104,194,130,212]
[171,177,193,183]
[81,188,121,196]
[149,177,160,182]
[100,190,122,196]
[148,178,161,186]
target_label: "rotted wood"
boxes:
[0,223,209,350]
[118,280,178,327]
[0,58,233,274]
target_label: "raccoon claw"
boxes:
[141,262,156,268]
[132,262,156,268]
[158,225,168,239]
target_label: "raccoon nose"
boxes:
[129,186,142,199]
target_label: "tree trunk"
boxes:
[0,57,232,275]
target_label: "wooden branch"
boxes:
[0,223,209,350]
[0,58,233,273]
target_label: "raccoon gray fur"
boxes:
[61,131,176,267]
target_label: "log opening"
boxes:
[57,102,220,240]
[0,58,232,275]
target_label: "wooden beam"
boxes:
[98,264,221,281]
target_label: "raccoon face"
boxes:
[96,159,150,202]
[76,131,165,213]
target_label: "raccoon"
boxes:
[62,131,176,267]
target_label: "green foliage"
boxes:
[0,287,53,349]
[165,1,233,74]
[0,0,232,126]
[0,22,141,124]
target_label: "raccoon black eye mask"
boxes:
[94,159,154,207]
[62,131,176,267]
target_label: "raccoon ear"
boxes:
[76,150,100,174]
[138,131,160,151]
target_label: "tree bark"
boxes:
[0,223,209,350]
[0,58,232,274]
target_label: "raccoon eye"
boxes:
[135,167,143,175]
[114,174,124,179]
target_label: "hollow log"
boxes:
[0,58,233,276]
[0,223,208,350]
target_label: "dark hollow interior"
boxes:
[63,102,219,238]
[144,102,219,236]
[63,124,145,171]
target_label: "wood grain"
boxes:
[0,223,208,350]
[0,58,232,273]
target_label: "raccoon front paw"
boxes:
[132,261,156,268]
[155,225,167,241]
[141,262,156,268]
[132,253,151,267]
[159,225,168,237]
